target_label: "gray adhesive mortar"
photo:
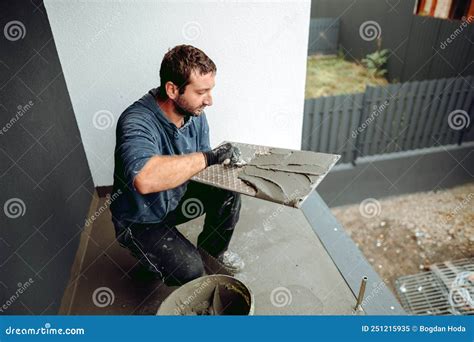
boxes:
[192,142,340,208]
[156,275,254,315]
[238,148,339,207]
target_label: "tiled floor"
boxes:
[65,192,356,315]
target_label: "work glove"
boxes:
[203,143,241,167]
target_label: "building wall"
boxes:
[318,144,474,207]
[0,0,94,314]
[44,0,311,186]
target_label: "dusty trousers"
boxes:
[112,181,241,286]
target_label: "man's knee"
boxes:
[219,190,241,209]
[229,192,241,210]
[218,190,241,220]
[164,256,205,286]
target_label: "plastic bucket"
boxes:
[156,275,254,315]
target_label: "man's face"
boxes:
[174,71,215,117]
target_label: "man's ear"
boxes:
[165,81,179,100]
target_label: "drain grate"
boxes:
[395,258,474,315]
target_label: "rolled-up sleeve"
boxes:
[115,113,161,190]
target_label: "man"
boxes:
[110,45,244,286]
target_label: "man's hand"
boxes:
[203,143,241,167]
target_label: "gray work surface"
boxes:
[64,193,359,315]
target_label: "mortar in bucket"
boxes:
[156,275,254,315]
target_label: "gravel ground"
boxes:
[331,182,474,294]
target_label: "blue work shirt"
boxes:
[110,87,211,227]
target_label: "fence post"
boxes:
[458,97,474,146]
[352,87,368,165]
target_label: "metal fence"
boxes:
[310,0,474,82]
[308,18,339,56]
[302,76,474,164]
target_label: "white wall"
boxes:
[44,0,311,186]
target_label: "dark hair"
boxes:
[158,45,216,99]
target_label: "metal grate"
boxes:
[395,258,474,315]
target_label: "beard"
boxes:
[173,96,204,118]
